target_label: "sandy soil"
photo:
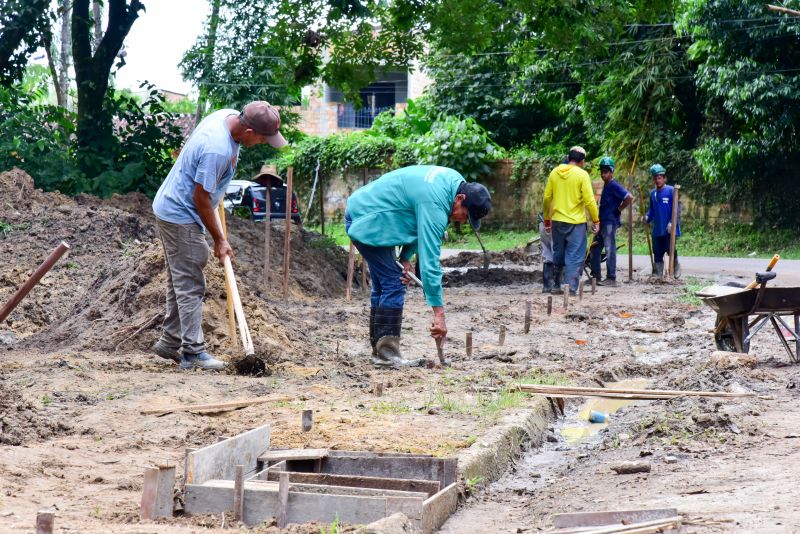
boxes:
[2,169,799,532]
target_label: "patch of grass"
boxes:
[319,514,341,534]
[477,387,527,416]
[370,401,411,415]
[41,394,52,406]
[65,261,79,269]
[515,369,570,387]
[675,276,704,305]
[465,475,484,494]
[0,220,11,237]
[105,390,128,401]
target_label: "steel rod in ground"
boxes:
[547,296,553,316]
[282,167,293,299]
[466,332,473,357]
[345,242,355,301]
[668,184,680,278]
[524,301,531,333]
[0,241,70,323]
[217,204,237,347]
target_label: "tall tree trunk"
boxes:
[194,0,221,126]
[43,31,63,107]
[58,0,72,108]
[72,0,144,177]
[0,0,50,83]
[92,0,103,55]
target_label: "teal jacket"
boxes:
[346,165,464,307]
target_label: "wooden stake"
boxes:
[498,325,506,346]
[282,166,293,299]
[35,510,54,534]
[182,447,196,488]
[563,286,569,310]
[345,242,356,301]
[372,381,384,397]
[319,178,325,235]
[668,185,680,278]
[466,332,473,357]
[301,409,313,432]
[579,281,584,301]
[523,302,531,334]
[547,296,553,316]
[140,464,175,520]
[591,277,597,295]
[217,204,237,347]
[277,471,290,528]
[140,395,292,416]
[233,464,244,522]
[627,197,633,282]
[264,188,271,290]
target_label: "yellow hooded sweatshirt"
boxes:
[542,163,599,224]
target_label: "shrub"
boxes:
[414,117,504,180]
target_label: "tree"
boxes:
[0,0,51,84]
[71,0,144,176]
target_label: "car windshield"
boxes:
[226,185,242,195]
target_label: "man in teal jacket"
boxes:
[346,165,492,368]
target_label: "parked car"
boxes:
[242,183,302,224]
[223,179,257,213]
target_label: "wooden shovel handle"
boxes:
[745,254,780,290]
[223,255,254,355]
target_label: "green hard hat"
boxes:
[650,163,666,177]
[599,156,615,171]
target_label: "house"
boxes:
[294,61,431,135]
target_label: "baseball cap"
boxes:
[460,182,492,231]
[240,101,287,148]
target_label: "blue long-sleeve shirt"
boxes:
[646,185,681,238]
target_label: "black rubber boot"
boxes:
[542,262,554,293]
[372,307,426,369]
[369,307,377,357]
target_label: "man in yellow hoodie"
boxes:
[542,147,600,295]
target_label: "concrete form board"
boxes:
[421,483,459,534]
[186,424,270,484]
[319,456,458,488]
[184,480,425,527]
[261,470,441,495]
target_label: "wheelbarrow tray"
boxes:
[699,286,800,317]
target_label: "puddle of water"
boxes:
[560,379,649,444]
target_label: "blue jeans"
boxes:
[589,222,619,280]
[345,213,406,309]
[552,221,587,293]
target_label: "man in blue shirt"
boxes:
[151,101,286,370]
[589,157,632,286]
[645,163,681,279]
[346,165,491,368]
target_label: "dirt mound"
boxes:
[441,247,542,268]
[0,381,72,445]
[0,169,354,361]
[443,267,542,287]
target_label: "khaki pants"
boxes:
[156,218,209,355]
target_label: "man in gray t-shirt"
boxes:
[151,101,286,370]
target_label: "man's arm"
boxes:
[619,192,633,212]
[192,183,233,264]
[582,175,600,229]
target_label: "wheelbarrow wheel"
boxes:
[714,316,750,353]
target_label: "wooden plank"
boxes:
[559,517,682,534]
[421,483,458,534]
[261,471,441,495]
[233,465,244,522]
[320,456,457,489]
[554,508,679,529]
[328,450,434,459]
[140,396,291,416]
[518,384,754,398]
[35,510,54,534]
[184,480,425,527]
[251,478,430,498]
[140,465,175,520]
[186,424,270,484]
[277,471,289,528]
[282,166,293,299]
[259,448,329,463]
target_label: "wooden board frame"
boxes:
[186,423,270,485]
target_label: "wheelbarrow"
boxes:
[698,272,800,363]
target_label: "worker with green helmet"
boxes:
[644,163,680,279]
[589,156,632,286]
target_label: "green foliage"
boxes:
[0,0,50,84]
[414,117,504,180]
[161,97,197,114]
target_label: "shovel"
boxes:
[471,226,490,270]
[395,261,449,367]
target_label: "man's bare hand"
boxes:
[399,259,414,286]
[430,311,447,345]
[215,239,234,265]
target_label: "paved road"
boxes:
[441,250,800,286]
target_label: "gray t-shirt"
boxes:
[153,109,240,229]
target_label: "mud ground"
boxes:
[2,169,799,532]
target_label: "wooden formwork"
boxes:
[177,423,459,533]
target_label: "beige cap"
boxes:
[569,146,587,156]
[241,101,287,148]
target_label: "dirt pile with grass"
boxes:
[0,168,353,363]
[441,247,542,268]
